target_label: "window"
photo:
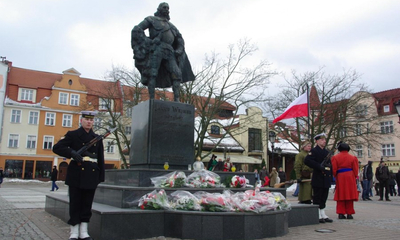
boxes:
[355,124,362,136]
[45,112,56,126]
[367,144,371,158]
[27,135,37,149]
[125,126,131,135]
[355,144,363,158]
[211,125,220,135]
[35,161,52,179]
[4,160,23,178]
[43,136,54,149]
[355,104,368,117]
[382,144,395,156]
[366,123,370,135]
[99,98,113,110]
[29,111,39,125]
[339,127,347,138]
[383,105,390,113]
[248,128,262,151]
[380,121,393,134]
[62,114,73,127]
[126,107,132,117]
[94,118,102,129]
[70,94,80,106]
[11,109,21,123]
[21,88,34,101]
[8,134,19,148]
[59,92,69,105]
[106,141,115,153]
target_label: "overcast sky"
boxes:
[1,0,399,94]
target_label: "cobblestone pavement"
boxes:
[1,180,399,240]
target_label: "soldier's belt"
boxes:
[83,156,97,163]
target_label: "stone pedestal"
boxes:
[129,100,194,169]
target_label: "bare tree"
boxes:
[84,65,145,169]
[263,67,383,152]
[181,39,277,160]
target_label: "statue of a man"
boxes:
[131,2,195,102]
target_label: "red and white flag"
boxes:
[273,93,308,123]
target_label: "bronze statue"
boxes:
[131,2,195,102]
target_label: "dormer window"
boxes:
[211,125,220,135]
[18,88,36,102]
[383,105,390,113]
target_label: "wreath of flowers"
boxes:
[151,171,186,188]
[138,189,170,210]
[230,175,247,188]
[186,169,222,188]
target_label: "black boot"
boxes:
[338,214,346,219]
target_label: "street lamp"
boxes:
[274,147,282,167]
[394,100,400,124]
[269,131,276,170]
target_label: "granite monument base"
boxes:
[46,193,318,240]
[129,100,195,170]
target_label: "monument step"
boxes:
[45,194,318,240]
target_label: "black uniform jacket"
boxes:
[53,127,105,189]
[304,146,332,188]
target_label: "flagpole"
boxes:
[307,84,311,140]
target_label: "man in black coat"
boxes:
[396,169,400,197]
[304,133,333,223]
[375,160,390,201]
[50,165,59,191]
[53,111,105,240]
[362,161,373,200]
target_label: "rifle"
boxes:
[77,127,117,156]
[320,141,342,171]
[273,179,311,188]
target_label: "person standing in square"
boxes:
[53,111,105,240]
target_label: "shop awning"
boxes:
[228,155,262,164]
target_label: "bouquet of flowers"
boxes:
[186,169,222,188]
[170,190,201,211]
[138,189,171,210]
[272,192,291,210]
[151,171,186,188]
[196,192,231,212]
[230,175,247,188]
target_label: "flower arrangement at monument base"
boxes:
[186,169,222,188]
[272,192,291,210]
[196,192,231,212]
[170,190,201,211]
[138,189,170,210]
[230,175,247,188]
[151,171,186,188]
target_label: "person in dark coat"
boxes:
[0,167,3,188]
[375,160,390,201]
[50,165,59,191]
[278,167,286,188]
[207,154,217,171]
[53,111,105,240]
[396,169,400,196]
[215,158,224,171]
[259,166,268,185]
[304,133,333,223]
[362,161,373,200]
[388,171,397,196]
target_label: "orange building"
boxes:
[0,64,123,180]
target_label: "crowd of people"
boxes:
[206,154,288,189]
[291,133,400,224]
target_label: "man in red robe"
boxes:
[331,143,359,220]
